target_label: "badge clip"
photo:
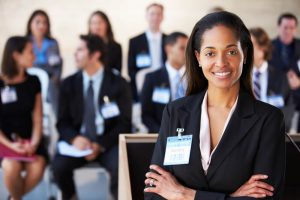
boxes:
[103,95,110,104]
[176,128,184,139]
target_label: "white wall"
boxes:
[0,0,299,78]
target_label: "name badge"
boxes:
[163,135,192,166]
[136,53,151,68]
[100,96,120,119]
[1,86,17,104]
[152,87,170,104]
[268,95,284,108]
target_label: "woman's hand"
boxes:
[10,142,26,155]
[230,174,274,198]
[144,165,195,200]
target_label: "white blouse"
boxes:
[199,91,238,175]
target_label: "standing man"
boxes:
[52,35,132,200]
[141,32,188,133]
[270,13,300,132]
[128,3,167,102]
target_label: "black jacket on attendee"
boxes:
[145,90,285,200]
[56,69,132,151]
[106,41,122,72]
[270,38,300,131]
[128,32,167,101]
[141,67,170,133]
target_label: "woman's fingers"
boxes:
[146,171,163,182]
[245,185,273,196]
[248,174,268,183]
[149,165,169,176]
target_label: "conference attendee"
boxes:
[144,11,285,199]
[250,27,293,130]
[26,9,63,115]
[128,3,167,101]
[0,36,47,200]
[52,35,132,200]
[270,13,300,132]
[88,10,122,72]
[141,32,188,133]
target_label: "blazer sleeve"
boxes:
[97,78,132,150]
[56,79,78,143]
[47,39,63,83]
[128,38,139,101]
[144,105,173,200]
[141,74,161,133]
[115,43,122,72]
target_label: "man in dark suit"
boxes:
[52,35,132,200]
[141,32,188,133]
[128,3,167,102]
[250,27,293,131]
[269,13,300,132]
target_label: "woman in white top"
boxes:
[144,11,285,200]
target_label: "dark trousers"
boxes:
[52,145,118,200]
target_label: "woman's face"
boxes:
[195,25,245,91]
[30,14,48,38]
[251,35,265,65]
[14,42,35,69]
[89,14,108,39]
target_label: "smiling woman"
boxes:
[144,11,285,200]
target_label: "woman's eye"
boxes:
[205,52,215,57]
[228,50,238,55]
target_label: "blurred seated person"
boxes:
[88,10,122,73]
[250,27,294,131]
[52,35,132,200]
[141,32,188,133]
[0,36,48,200]
[26,9,63,114]
[269,13,300,132]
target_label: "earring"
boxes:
[199,64,202,67]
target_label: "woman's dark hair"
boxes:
[1,36,30,79]
[185,11,254,98]
[249,27,272,60]
[80,34,106,63]
[88,10,115,43]
[26,9,52,38]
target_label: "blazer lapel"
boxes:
[98,69,111,106]
[75,72,84,123]
[206,91,260,181]
[177,92,209,187]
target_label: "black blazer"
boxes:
[128,32,167,101]
[270,37,300,74]
[141,67,170,133]
[105,41,122,72]
[145,90,285,200]
[56,69,132,151]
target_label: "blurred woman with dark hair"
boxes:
[88,10,122,72]
[0,36,48,200]
[26,9,62,114]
